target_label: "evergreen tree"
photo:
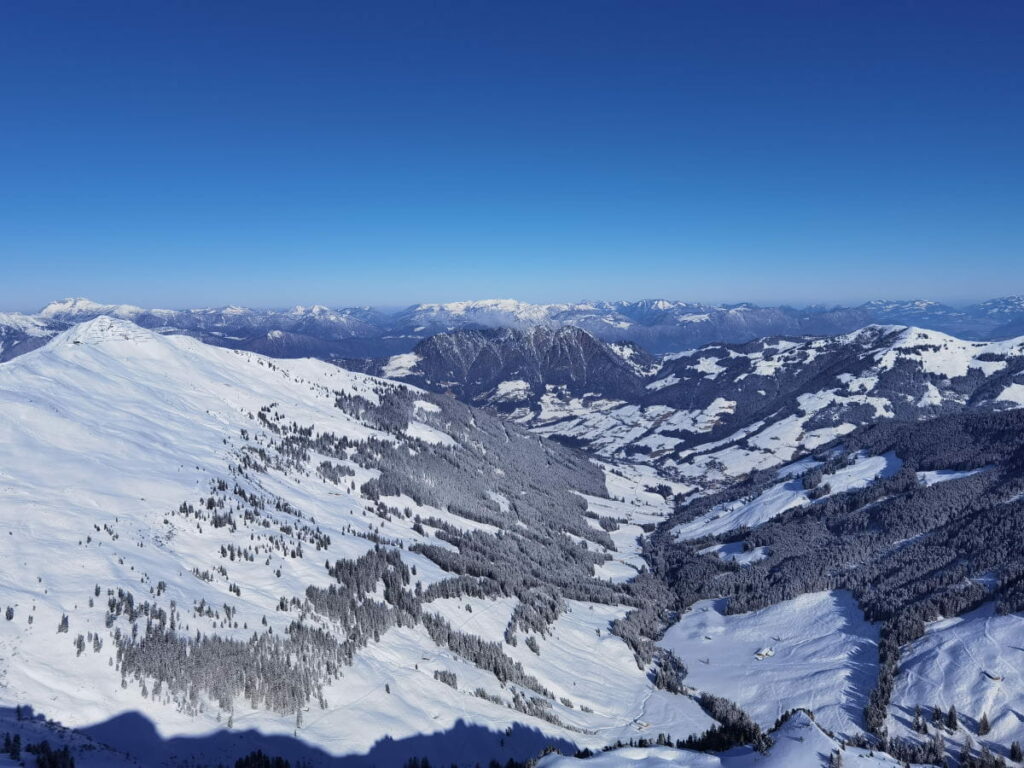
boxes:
[978,711,990,736]
[961,733,974,765]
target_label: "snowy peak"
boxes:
[37,296,109,317]
[52,314,156,343]
[358,319,1024,488]
[38,296,147,320]
[859,298,959,315]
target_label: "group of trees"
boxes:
[677,693,772,753]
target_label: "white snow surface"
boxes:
[382,351,421,377]
[538,710,914,767]
[659,592,879,738]
[493,379,533,401]
[697,542,768,566]
[997,382,1024,405]
[916,467,991,486]
[671,451,902,540]
[888,603,1024,753]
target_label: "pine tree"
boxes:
[947,704,959,730]
[1010,740,1022,761]
[977,711,990,736]
[961,733,974,765]
[913,705,925,734]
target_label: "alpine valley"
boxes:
[2,301,1024,768]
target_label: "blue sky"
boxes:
[2,1,1022,310]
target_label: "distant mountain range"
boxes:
[3,295,1024,361]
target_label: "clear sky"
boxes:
[2,1,1022,311]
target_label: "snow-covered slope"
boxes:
[537,710,917,767]
[888,603,1024,756]
[670,452,902,540]
[659,592,878,738]
[0,317,703,766]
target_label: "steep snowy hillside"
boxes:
[658,591,878,738]
[0,317,708,767]
[348,326,655,408]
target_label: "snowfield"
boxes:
[659,591,879,738]
[916,466,991,487]
[888,603,1024,753]
[538,711,915,767]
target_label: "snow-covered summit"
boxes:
[38,297,150,320]
[48,314,157,345]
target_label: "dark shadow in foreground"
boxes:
[54,707,576,767]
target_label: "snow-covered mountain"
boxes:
[0,316,708,766]
[5,295,1024,364]
[0,299,398,362]
[540,710,918,767]
[360,325,1024,490]
[347,326,657,407]
[387,297,1024,351]
[0,312,51,360]
[388,299,874,353]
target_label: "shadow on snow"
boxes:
[2,705,578,767]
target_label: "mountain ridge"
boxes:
[351,323,1024,489]
[3,294,1024,362]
